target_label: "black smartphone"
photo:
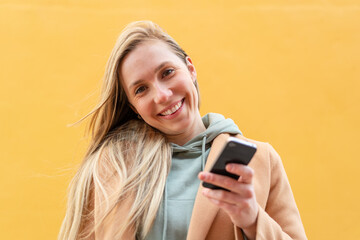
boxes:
[202,137,257,190]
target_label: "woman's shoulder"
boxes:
[231,134,290,196]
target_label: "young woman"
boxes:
[59,21,307,240]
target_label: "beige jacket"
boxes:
[95,133,307,240]
[186,133,307,240]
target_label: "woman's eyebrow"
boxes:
[154,61,171,73]
[129,79,144,90]
[129,61,173,90]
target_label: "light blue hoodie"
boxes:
[144,113,242,240]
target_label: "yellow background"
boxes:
[1,1,359,239]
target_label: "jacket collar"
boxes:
[187,133,231,239]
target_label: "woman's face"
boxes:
[119,40,204,144]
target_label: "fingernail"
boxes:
[200,172,209,179]
[226,164,233,171]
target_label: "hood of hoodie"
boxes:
[171,112,242,154]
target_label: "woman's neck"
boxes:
[166,115,206,146]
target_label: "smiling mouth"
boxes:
[159,99,184,116]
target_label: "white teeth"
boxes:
[160,100,182,116]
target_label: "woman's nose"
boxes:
[153,84,172,104]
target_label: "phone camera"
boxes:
[229,142,236,148]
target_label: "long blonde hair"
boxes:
[58,20,195,239]
[59,120,171,239]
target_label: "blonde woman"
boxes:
[59,21,307,240]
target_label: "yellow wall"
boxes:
[1,1,359,239]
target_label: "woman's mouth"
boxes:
[159,99,184,116]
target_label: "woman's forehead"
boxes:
[120,40,182,82]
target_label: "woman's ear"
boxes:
[185,56,197,81]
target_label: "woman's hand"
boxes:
[198,164,258,240]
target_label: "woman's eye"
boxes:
[135,86,146,95]
[162,69,174,78]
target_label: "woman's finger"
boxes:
[207,197,239,213]
[198,172,252,194]
[202,188,253,204]
[206,195,256,225]
[225,164,254,184]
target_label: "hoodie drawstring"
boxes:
[162,184,168,240]
[201,134,207,171]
